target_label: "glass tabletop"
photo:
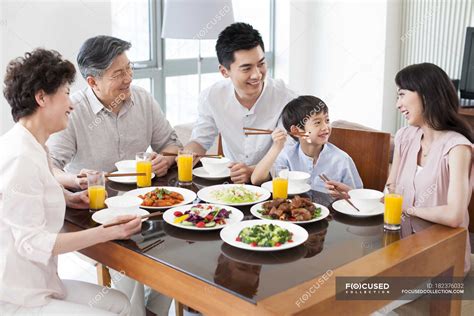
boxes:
[65,167,395,304]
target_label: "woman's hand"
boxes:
[104,215,142,240]
[324,180,352,199]
[64,189,90,209]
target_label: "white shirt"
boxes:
[0,124,66,306]
[190,78,297,165]
[47,85,182,173]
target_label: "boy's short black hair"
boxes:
[215,22,264,69]
[281,96,329,139]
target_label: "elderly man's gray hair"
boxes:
[77,35,131,79]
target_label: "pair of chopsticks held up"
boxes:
[243,127,310,138]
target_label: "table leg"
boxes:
[174,300,184,316]
[96,263,112,287]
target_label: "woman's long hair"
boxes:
[395,63,473,142]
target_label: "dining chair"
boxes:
[328,127,391,192]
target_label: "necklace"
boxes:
[420,139,431,158]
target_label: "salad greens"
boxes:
[173,204,231,228]
[211,185,260,204]
[236,223,293,247]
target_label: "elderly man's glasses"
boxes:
[106,64,134,81]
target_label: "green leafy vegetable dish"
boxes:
[236,223,293,247]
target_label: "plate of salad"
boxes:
[197,184,271,206]
[163,204,244,230]
[220,219,308,251]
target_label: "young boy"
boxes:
[251,95,363,192]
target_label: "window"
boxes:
[112,0,275,126]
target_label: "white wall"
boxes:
[275,0,402,133]
[0,0,112,135]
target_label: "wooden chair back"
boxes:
[328,127,391,191]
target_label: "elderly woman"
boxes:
[326,63,473,275]
[0,49,141,315]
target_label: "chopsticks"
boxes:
[243,127,309,138]
[102,211,163,228]
[77,172,146,179]
[319,173,361,212]
[139,239,164,253]
[161,152,222,159]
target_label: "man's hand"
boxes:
[229,162,253,184]
[74,169,97,190]
[64,189,90,209]
[151,152,170,177]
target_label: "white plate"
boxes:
[197,184,271,206]
[261,181,311,196]
[108,171,155,184]
[163,204,244,231]
[192,167,230,180]
[92,207,149,225]
[123,186,197,210]
[250,201,330,224]
[332,199,384,217]
[220,219,309,251]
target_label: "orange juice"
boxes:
[272,177,288,199]
[178,155,193,183]
[384,193,403,228]
[88,185,106,210]
[136,160,152,187]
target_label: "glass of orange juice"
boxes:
[87,171,106,212]
[271,166,289,199]
[136,152,153,187]
[384,183,404,230]
[177,149,193,185]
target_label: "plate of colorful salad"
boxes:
[163,204,244,230]
[197,184,271,206]
[250,196,330,224]
[220,219,308,251]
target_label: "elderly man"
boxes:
[47,35,176,316]
[184,23,297,183]
[48,35,181,190]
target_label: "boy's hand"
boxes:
[272,128,287,150]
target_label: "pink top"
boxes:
[394,126,473,275]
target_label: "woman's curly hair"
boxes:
[3,48,76,122]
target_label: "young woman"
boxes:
[326,63,473,275]
[0,49,141,315]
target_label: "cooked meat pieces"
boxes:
[269,206,284,218]
[291,208,312,221]
[263,198,286,209]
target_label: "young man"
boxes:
[47,36,182,190]
[185,23,297,183]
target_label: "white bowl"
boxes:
[285,171,310,188]
[105,196,142,210]
[201,157,231,175]
[348,189,384,212]
[115,160,136,173]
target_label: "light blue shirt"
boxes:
[274,142,363,193]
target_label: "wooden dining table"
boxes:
[62,166,467,316]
